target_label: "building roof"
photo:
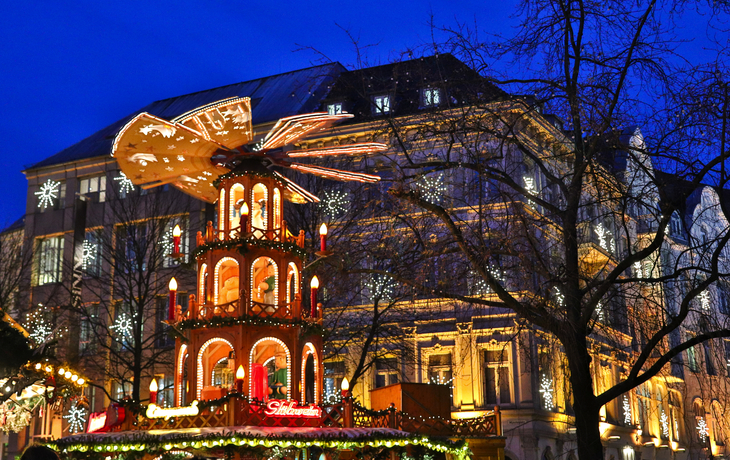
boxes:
[27,63,346,171]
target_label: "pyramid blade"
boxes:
[173,97,253,149]
[272,172,320,203]
[262,112,354,151]
[286,163,380,183]
[287,142,387,158]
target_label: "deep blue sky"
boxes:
[0,1,720,226]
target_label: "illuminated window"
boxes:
[251,183,268,238]
[251,257,277,307]
[428,353,452,384]
[686,333,699,372]
[327,103,343,115]
[155,374,174,408]
[324,361,345,403]
[229,184,245,236]
[374,357,399,388]
[79,175,107,203]
[421,88,441,107]
[372,95,391,115]
[33,235,64,285]
[635,382,652,434]
[484,349,512,405]
[113,380,132,402]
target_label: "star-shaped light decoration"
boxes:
[112,97,387,203]
[82,240,97,270]
[110,312,134,340]
[320,190,350,219]
[63,402,87,434]
[35,180,60,210]
[114,172,135,195]
[25,311,54,345]
[415,172,447,205]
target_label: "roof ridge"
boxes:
[149,62,344,105]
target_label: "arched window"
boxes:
[273,188,281,230]
[177,344,188,405]
[251,257,278,308]
[301,342,318,404]
[215,257,239,305]
[229,184,245,236]
[196,338,234,399]
[199,263,207,305]
[249,337,290,401]
[218,189,226,238]
[286,262,299,304]
[251,183,268,238]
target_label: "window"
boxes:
[484,349,511,405]
[687,333,699,372]
[374,357,399,388]
[79,175,107,202]
[704,341,717,375]
[421,88,441,107]
[324,361,346,403]
[83,230,102,277]
[327,103,343,115]
[428,353,453,384]
[669,391,681,441]
[114,380,132,401]
[33,235,64,285]
[116,224,147,273]
[372,95,391,115]
[79,304,98,355]
[155,374,174,408]
[635,382,652,434]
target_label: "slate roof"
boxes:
[27,62,346,171]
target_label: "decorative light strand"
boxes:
[248,337,291,401]
[196,338,234,399]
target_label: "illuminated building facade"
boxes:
[8,54,730,460]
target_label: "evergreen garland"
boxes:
[177,314,323,336]
[193,238,307,261]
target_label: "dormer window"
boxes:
[327,103,343,115]
[422,87,441,107]
[372,95,391,115]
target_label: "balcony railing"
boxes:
[176,296,314,322]
[197,220,305,248]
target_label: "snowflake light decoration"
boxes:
[622,395,632,425]
[660,410,670,438]
[35,180,60,210]
[323,379,342,404]
[471,266,505,295]
[633,261,643,278]
[25,311,54,345]
[539,374,555,410]
[523,176,536,207]
[114,172,135,195]
[160,226,175,256]
[594,223,617,254]
[366,275,397,303]
[319,190,350,219]
[63,402,87,434]
[553,287,565,307]
[700,290,711,311]
[697,416,709,443]
[110,312,134,340]
[415,173,447,205]
[82,240,97,270]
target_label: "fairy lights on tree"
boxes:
[63,401,87,434]
[35,180,60,210]
[319,190,350,219]
[415,173,446,205]
[539,374,555,410]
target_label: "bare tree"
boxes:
[69,186,196,405]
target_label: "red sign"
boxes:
[86,412,107,433]
[264,400,322,418]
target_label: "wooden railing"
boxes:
[130,397,501,438]
[197,220,305,248]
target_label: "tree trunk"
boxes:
[565,336,604,460]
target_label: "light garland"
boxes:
[114,172,135,195]
[539,374,555,411]
[64,401,87,434]
[319,190,350,219]
[415,173,446,205]
[196,338,235,399]
[35,179,60,210]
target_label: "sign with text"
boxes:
[264,400,322,418]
